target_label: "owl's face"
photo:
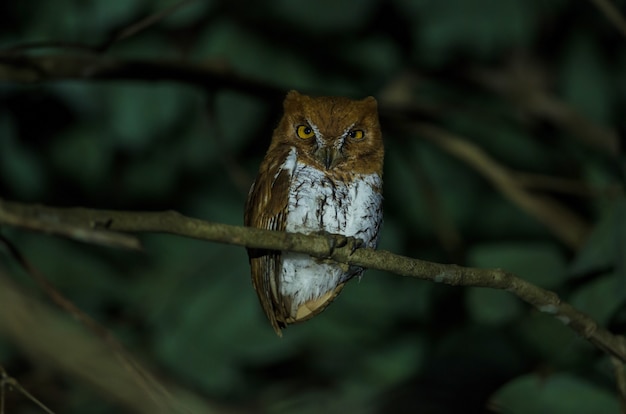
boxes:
[269,90,384,176]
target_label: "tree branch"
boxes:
[0,53,285,101]
[589,0,626,41]
[1,198,625,363]
[408,122,591,249]
[0,267,237,414]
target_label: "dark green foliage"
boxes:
[0,0,624,413]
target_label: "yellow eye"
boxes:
[348,129,365,140]
[296,125,315,139]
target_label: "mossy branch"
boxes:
[1,198,625,363]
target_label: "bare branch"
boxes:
[409,122,591,249]
[1,198,624,362]
[100,0,197,51]
[0,268,239,414]
[613,357,626,413]
[472,61,620,156]
[0,365,55,414]
[589,0,626,40]
[0,54,284,101]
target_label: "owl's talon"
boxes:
[313,231,363,257]
[347,237,365,256]
[312,230,344,257]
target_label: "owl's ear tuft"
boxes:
[283,90,303,112]
[284,90,302,103]
[361,96,378,109]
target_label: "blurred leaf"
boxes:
[178,112,220,172]
[50,124,113,189]
[50,82,103,117]
[193,18,318,88]
[560,33,612,124]
[187,191,247,226]
[570,196,626,277]
[570,273,624,325]
[402,0,534,64]
[17,235,127,315]
[418,141,482,225]
[82,1,143,35]
[384,144,431,237]
[450,115,555,172]
[121,149,179,198]
[20,0,141,41]
[466,288,524,325]
[435,325,524,381]
[214,90,269,154]
[268,0,378,33]
[360,336,425,388]
[516,312,589,366]
[492,373,619,414]
[468,242,566,289]
[343,36,402,82]
[156,0,216,28]
[105,84,194,151]
[0,114,46,199]
[151,242,297,394]
[109,31,179,59]
[0,337,13,361]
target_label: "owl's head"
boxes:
[272,90,384,176]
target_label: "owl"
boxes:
[244,90,384,335]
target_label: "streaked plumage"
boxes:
[244,90,384,335]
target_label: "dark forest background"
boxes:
[1,0,625,413]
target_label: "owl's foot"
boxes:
[314,231,364,258]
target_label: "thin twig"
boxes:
[613,357,626,413]
[0,41,97,55]
[0,365,56,414]
[0,366,4,414]
[0,271,227,414]
[408,122,590,249]
[399,143,464,261]
[472,61,620,156]
[514,171,622,198]
[589,0,626,40]
[0,54,285,100]
[0,0,196,55]
[0,198,624,362]
[204,94,253,197]
[0,235,176,413]
[98,0,197,51]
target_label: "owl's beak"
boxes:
[314,146,343,169]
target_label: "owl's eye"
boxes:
[296,125,315,139]
[348,129,365,140]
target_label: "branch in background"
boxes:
[99,0,197,52]
[0,54,285,102]
[612,357,626,413]
[1,365,55,414]
[589,0,626,40]
[400,142,464,261]
[0,234,176,414]
[1,198,624,363]
[0,268,235,414]
[1,52,617,161]
[471,60,620,156]
[203,95,253,197]
[514,172,622,198]
[407,122,591,249]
